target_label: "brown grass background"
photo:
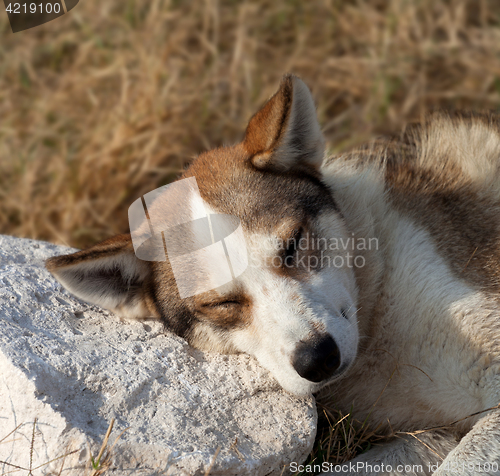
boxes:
[1,0,500,249]
[1,1,500,473]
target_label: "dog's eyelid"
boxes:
[218,300,240,306]
[202,300,240,308]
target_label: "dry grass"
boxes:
[0,419,127,476]
[1,0,500,248]
[2,1,500,474]
[292,407,383,476]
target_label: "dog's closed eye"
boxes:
[195,297,252,329]
[201,300,241,310]
[211,300,240,308]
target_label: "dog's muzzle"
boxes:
[291,334,341,383]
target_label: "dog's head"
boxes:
[46,75,360,396]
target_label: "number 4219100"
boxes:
[6,3,62,14]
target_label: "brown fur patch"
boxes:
[191,290,253,329]
[341,112,500,295]
[388,114,500,294]
[184,144,337,236]
[243,75,293,159]
[386,157,500,294]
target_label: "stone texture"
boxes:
[0,235,317,475]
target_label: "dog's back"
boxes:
[321,112,500,435]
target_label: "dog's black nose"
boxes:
[291,335,341,383]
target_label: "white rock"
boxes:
[0,235,317,475]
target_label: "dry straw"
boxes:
[1,0,500,248]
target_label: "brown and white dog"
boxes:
[47,75,500,475]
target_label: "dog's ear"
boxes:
[46,234,155,319]
[243,74,325,171]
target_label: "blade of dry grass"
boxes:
[0,420,79,476]
[86,418,129,476]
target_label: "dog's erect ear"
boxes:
[243,74,325,171]
[46,234,155,319]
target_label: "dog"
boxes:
[47,74,500,475]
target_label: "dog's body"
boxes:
[47,76,500,475]
[317,115,500,475]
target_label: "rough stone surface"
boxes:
[0,235,317,475]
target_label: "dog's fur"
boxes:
[46,75,500,475]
